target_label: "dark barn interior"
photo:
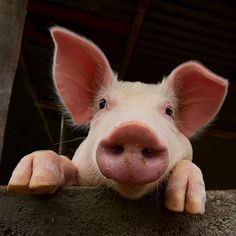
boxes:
[0,0,235,190]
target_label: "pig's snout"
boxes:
[96,122,169,185]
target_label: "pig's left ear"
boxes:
[50,27,114,123]
[167,61,228,138]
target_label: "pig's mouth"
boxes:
[96,121,169,199]
[114,182,158,200]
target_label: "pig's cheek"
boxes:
[73,159,95,186]
[165,132,192,172]
[72,137,107,187]
[72,141,95,186]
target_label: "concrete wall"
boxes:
[0,186,235,235]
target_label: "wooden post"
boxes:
[118,0,150,79]
[0,0,28,161]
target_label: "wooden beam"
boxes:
[35,100,58,111]
[19,56,54,144]
[231,82,236,92]
[0,0,28,161]
[118,0,150,79]
[28,0,130,35]
[206,128,236,140]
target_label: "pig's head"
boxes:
[51,27,228,199]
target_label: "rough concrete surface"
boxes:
[0,186,235,236]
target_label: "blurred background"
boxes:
[0,0,235,189]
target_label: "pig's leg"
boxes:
[165,160,206,214]
[8,150,78,194]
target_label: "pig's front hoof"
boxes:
[7,150,78,194]
[164,160,206,214]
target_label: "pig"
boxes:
[8,27,228,214]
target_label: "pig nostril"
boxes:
[142,147,156,159]
[111,145,124,155]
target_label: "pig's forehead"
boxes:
[107,80,172,100]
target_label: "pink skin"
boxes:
[8,151,78,194]
[165,160,206,214]
[96,121,169,185]
[7,27,228,215]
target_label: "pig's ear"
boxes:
[50,27,114,123]
[167,61,228,138]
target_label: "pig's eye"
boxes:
[98,98,107,109]
[165,106,174,117]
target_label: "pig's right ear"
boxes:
[50,27,114,123]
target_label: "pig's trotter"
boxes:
[7,150,78,194]
[164,160,206,214]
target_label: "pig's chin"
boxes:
[114,182,156,200]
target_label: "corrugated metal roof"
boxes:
[126,0,236,82]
